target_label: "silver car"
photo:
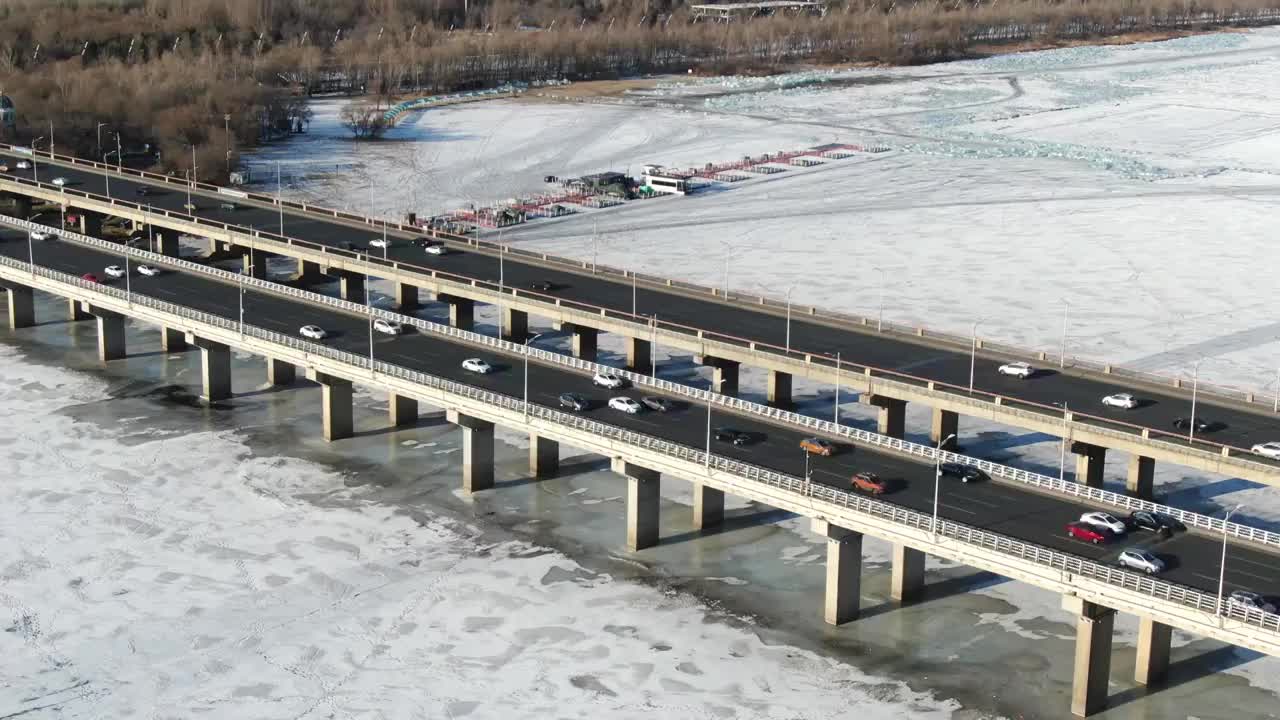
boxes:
[1229,590,1277,614]
[1117,548,1164,575]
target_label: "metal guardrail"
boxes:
[5,150,1280,468]
[11,212,1280,552]
[3,250,1279,636]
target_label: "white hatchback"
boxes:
[461,358,492,374]
[593,371,625,389]
[1117,548,1164,575]
[137,265,160,277]
[299,324,327,340]
[28,230,50,241]
[997,361,1035,379]
[370,238,390,249]
[425,244,447,256]
[1079,511,1126,535]
[104,265,125,278]
[51,177,68,186]
[1101,392,1138,410]
[608,396,643,414]
[1251,442,1280,460]
[373,318,403,335]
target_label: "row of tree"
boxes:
[0,0,1275,178]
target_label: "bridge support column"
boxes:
[78,211,104,237]
[1072,442,1107,489]
[447,410,494,493]
[931,408,959,449]
[86,305,125,362]
[570,325,598,362]
[697,356,740,396]
[307,370,354,442]
[440,294,474,331]
[9,194,32,218]
[240,249,268,280]
[813,519,862,625]
[613,458,660,551]
[67,297,90,321]
[502,308,528,342]
[767,370,792,409]
[389,393,418,427]
[867,395,906,439]
[529,434,559,478]
[155,232,179,257]
[1063,596,1114,717]
[1134,617,1171,686]
[394,282,419,312]
[626,337,652,374]
[890,544,926,603]
[4,285,34,329]
[161,327,187,353]
[267,357,296,386]
[1126,455,1155,500]
[294,259,325,284]
[188,335,231,401]
[338,272,366,304]
[693,483,724,530]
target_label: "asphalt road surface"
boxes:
[4,225,1278,606]
[4,155,1280,460]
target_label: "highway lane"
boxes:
[4,226,1279,604]
[6,155,1280,459]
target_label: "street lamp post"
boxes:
[704,393,713,468]
[784,284,794,352]
[650,314,658,378]
[31,137,43,183]
[523,332,545,420]
[1190,358,1202,442]
[115,133,122,172]
[1060,300,1069,368]
[933,433,957,538]
[969,320,982,392]
[1217,503,1244,618]
[124,250,131,306]
[277,161,284,236]
[96,123,107,159]
[1059,402,1069,483]
[833,351,841,424]
[238,264,250,337]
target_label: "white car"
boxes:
[299,324,327,340]
[137,265,160,277]
[1101,392,1139,410]
[1229,590,1277,614]
[373,318,403,335]
[592,371,625,389]
[369,238,391,249]
[1079,512,1126,535]
[16,160,30,169]
[28,230,50,241]
[1117,548,1165,575]
[104,265,125,278]
[461,358,492,374]
[51,177,68,186]
[997,361,1035,379]
[424,244,447,256]
[1251,442,1280,460]
[608,396,643,414]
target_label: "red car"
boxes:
[851,471,888,495]
[1067,522,1112,545]
[81,273,100,284]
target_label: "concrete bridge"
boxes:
[3,216,1280,716]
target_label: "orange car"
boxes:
[852,472,887,495]
[800,437,837,456]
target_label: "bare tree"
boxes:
[339,102,388,140]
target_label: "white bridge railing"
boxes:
[2,249,1280,636]
[11,213,1280,552]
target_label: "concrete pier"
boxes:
[867,395,906,439]
[693,483,725,531]
[190,336,231,401]
[813,519,862,625]
[160,327,188,353]
[440,294,474,331]
[613,458,661,551]
[86,305,126,362]
[389,393,418,427]
[240,250,267,280]
[78,211,104,237]
[447,409,495,493]
[570,325,598,362]
[931,408,959,449]
[394,282,420,312]
[155,232,179,257]
[3,284,34,329]
[1127,455,1155,499]
[502,307,529,342]
[338,272,366,304]
[1134,617,1172,686]
[294,259,325,284]
[529,434,559,478]
[1063,595,1114,717]
[697,356,740,396]
[307,370,354,441]
[267,358,296,386]
[626,337,653,374]
[1072,442,1107,488]
[67,298,90,321]
[767,370,792,409]
[890,544,926,603]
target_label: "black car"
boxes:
[939,462,987,483]
[1172,417,1215,433]
[530,279,558,292]
[135,186,151,196]
[641,396,674,412]
[558,392,589,412]
[714,427,753,446]
[1127,510,1178,537]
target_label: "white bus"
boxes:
[643,172,690,195]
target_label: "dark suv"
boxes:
[714,427,753,446]
[558,393,589,412]
[939,462,987,483]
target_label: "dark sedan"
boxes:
[714,427,754,446]
[1127,510,1179,537]
[641,396,674,412]
[530,279,559,292]
[1172,417,1217,433]
[939,462,988,483]
[558,392,590,412]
